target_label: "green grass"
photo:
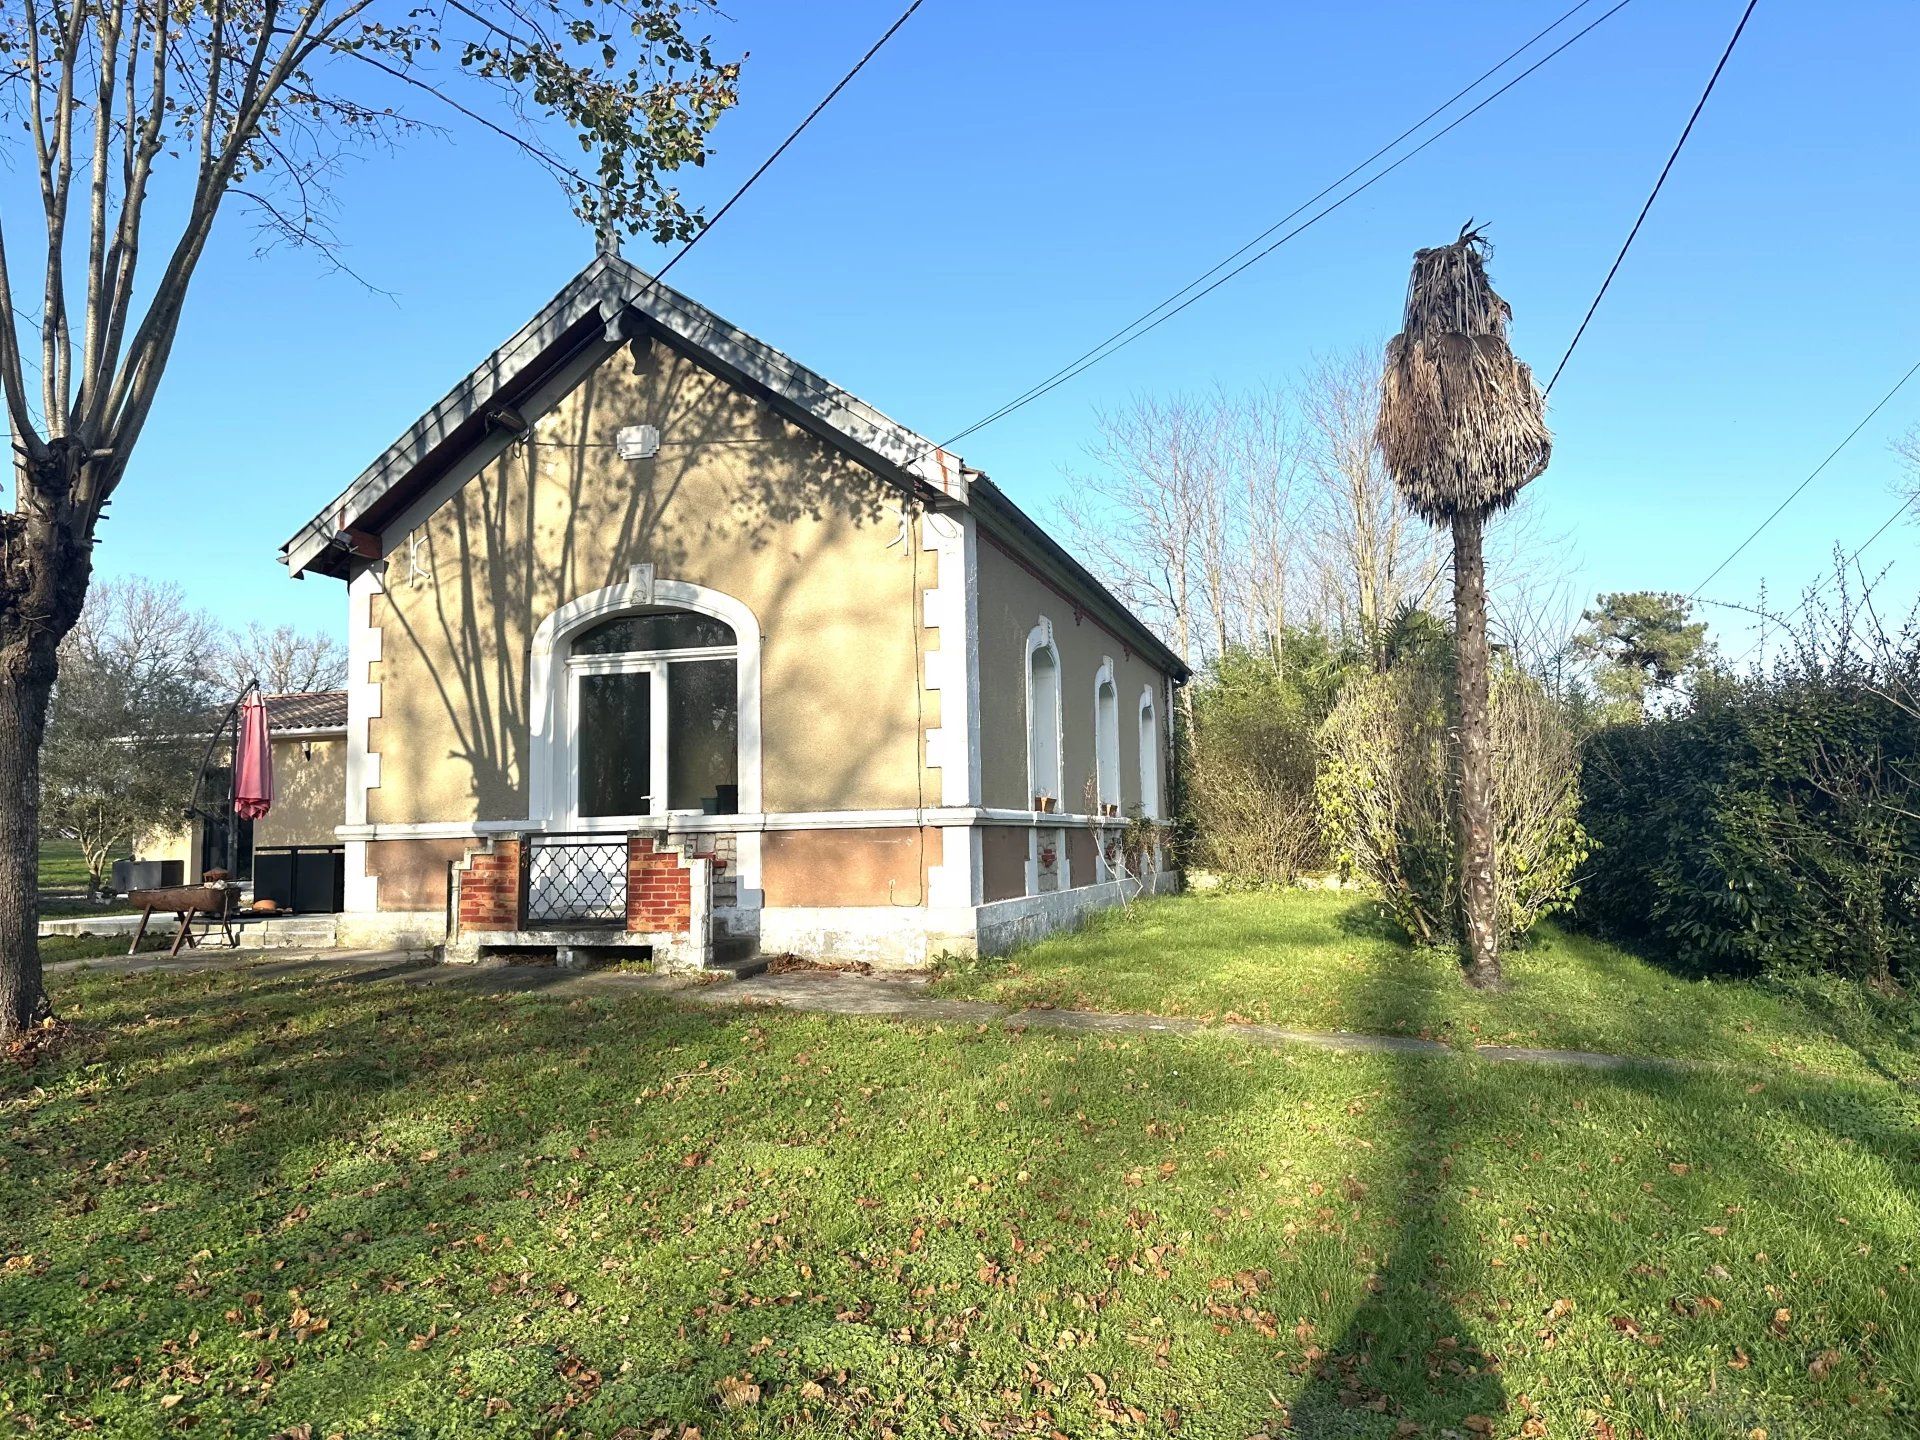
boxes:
[4,956,1919,1437]
[36,841,92,890]
[933,889,1920,1084]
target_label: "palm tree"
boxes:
[1377,225,1550,988]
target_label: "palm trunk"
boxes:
[0,663,54,1036]
[1451,507,1501,988]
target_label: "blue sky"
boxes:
[88,0,1920,656]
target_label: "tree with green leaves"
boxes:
[0,0,743,1036]
[1573,591,1710,719]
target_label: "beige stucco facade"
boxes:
[292,257,1184,962]
[975,533,1172,817]
[257,737,347,849]
[133,733,347,881]
[365,333,937,828]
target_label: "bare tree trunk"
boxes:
[0,663,56,1037]
[1452,507,1501,988]
[2,450,95,1036]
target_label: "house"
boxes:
[280,255,1188,968]
[131,690,349,906]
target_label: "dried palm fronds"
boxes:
[1378,225,1551,523]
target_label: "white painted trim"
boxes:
[1137,684,1162,821]
[1092,655,1120,808]
[1023,616,1063,808]
[337,806,1143,842]
[921,509,981,810]
[343,565,385,911]
[528,576,763,895]
[921,508,982,908]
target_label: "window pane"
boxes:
[574,608,735,655]
[667,659,738,813]
[578,671,652,817]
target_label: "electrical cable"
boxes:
[1691,357,1920,599]
[654,0,925,283]
[1542,0,1760,396]
[938,0,1609,445]
[935,0,1639,452]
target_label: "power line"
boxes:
[1727,490,1918,665]
[1690,356,1920,598]
[316,3,925,533]
[655,0,925,283]
[934,0,1609,446]
[1542,0,1759,397]
[937,0,1638,452]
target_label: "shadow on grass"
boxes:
[1287,940,1506,1433]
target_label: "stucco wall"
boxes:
[366,332,939,825]
[366,837,473,911]
[974,535,1173,817]
[256,736,347,849]
[761,827,938,908]
[980,826,1028,902]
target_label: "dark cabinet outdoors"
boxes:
[252,847,346,914]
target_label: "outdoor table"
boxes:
[125,884,247,957]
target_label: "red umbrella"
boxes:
[234,692,274,821]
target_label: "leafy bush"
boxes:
[1319,661,1585,946]
[1577,635,1920,983]
[1183,638,1351,884]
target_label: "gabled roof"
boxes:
[281,255,1188,680]
[265,690,348,733]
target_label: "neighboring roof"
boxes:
[264,691,348,733]
[281,255,1189,681]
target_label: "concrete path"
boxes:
[48,947,1686,1073]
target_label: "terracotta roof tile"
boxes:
[263,690,348,732]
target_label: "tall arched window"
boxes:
[569,606,739,819]
[1026,620,1062,809]
[1093,659,1120,813]
[1138,687,1161,820]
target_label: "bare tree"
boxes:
[1057,386,1316,678]
[1298,349,1444,646]
[43,579,221,896]
[1226,383,1305,665]
[1056,393,1219,674]
[1484,493,1581,685]
[223,621,347,694]
[0,0,743,1034]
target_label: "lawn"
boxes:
[4,951,1919,1437]
[36,841,91,892]
[35,841,139,917]
[934,889,1920,1085]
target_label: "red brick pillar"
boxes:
[456,838,522,935]
[626,837,693,934]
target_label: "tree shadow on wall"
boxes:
[377,331,904,821]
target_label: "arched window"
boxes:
[1093,659,1120,814]
[1138,687,1161,820]
[1026,620,1062,809]
[569,606,739,818]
